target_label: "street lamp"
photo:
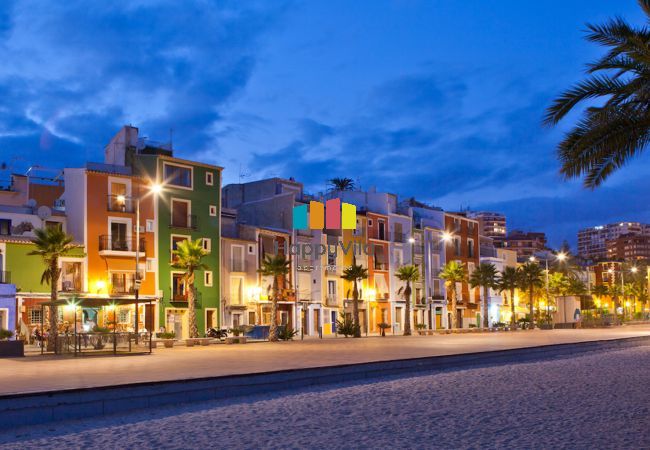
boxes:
[133,182,163,342]
[408,237,415,265]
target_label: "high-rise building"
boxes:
[578,222,650,261]
[606,233,650,262]
[466,211,506,247]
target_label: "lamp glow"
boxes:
[150,183,162,194]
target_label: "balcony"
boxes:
[170,214,198,230]
[99,235,146,253]
[230,259,246,272]
[325,294,338,306]
[0,271,10,284]
[107,195,135,213]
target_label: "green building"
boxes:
[105,125,222,338]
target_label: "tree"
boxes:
[171,239,208,339]
[440,261,467,329]
[341,257,368,338]
[28,227,75,352]
[396,265,420,336]
[328,177,355,191]
[469,263,498,328]
[498,266,520,327]
[544,0,650,188]
[258,254,291,341]
[519,262,544,327]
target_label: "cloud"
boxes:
[0,0,288,171]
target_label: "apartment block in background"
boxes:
[504,230,547,261]
[467,211,507,248]
[578,222,650,261]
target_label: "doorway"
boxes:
[313,309,320,335]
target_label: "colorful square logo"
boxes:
[292,199,356,230]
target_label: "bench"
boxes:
[225,336,248,344]
[185,338,212,347]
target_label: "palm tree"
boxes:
[498,267,520,327]
[439,261,467,329]
[28,227,75,352]
[258,254,291,342]
[328,177,355,191]
[171,239,208,338]
[469,263,498,329]
[608,283,623,317]
[396,265,420,336]
[519,262,544,327]
[341,257,368,338]
[544,0,650,188]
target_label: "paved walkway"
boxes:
[3,325,650,396]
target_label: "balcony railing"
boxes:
[172,291,188,302]
[231,259,246,272]
[0,271,10,284]
[107,195,135,213]
[325,294,338,306]
[170,214,198,230]
[374,262,387,270]
[392,232,406,243]
[99,235,146,252]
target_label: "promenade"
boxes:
[3,325,650,396]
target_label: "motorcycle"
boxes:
[205,327,228,340]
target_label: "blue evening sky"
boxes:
[0,0,648,247]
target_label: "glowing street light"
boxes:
[150,183,163,195]
[557,252,567,262]
[441,231,453,243]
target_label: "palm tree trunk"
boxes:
[450,286,457,329]
[510,288,516,327]
[269,276,279,341]
[529,286,534,329]
[403,281,412,336]
[47,260,58,353]
[187,273,199,338]
[352,279,361,338]
[482,286,489,329]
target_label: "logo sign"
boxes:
[292,199,356,230]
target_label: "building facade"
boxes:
[504,230,547,261]
[578,222,650,261]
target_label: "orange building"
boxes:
[367,211,391,332]
[64,164,158,332]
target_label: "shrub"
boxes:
[415,323,427,330]
[278,326,299,341]
[469,323,477,328]
[336,313,359,337]
[158,332,176,339]
[0,329,13,340]
[92,325,110,333]
[492,322,506,328]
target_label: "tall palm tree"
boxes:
[396,265,420,336]
[519,262,544,327]
[544,0,650,188]
[258,254,291,342]
[498,267,520,327]
[171,239,208,338]
[608,283,623,317]
[28,227,75,352]
[341,257,368,338]
[469,263,498,329]
[440,261,467,329]
[328,177,355,191]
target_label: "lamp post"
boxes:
[123,182,162,344]
[530,251,567,323]
[440,231,453,329]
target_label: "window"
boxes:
[209,205,217,216]
[202,238,211,253]
[247,244,255,255]
[0,219,10,236]
[118,308,130,324]
[110,221,130,251]
[378,221,386,240]
[146,220,154,232]
[61,261,82,292]
[28,307,42,325]
[204,271,213,287]
[45,221,62,231]
[368,219,373,227]
[205,172,214,186]
[468,239,475,258]
[164,163,192,189]
[171,199,191,228]
[171,236,189,261]
[354,219,362,236]
[231,245,244,271]
[454,238,461,256]
[111,272,136,294]
[109,182,129,212]
[146,258,156,272]
[172,273,187,301]
[230,276,243,305]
